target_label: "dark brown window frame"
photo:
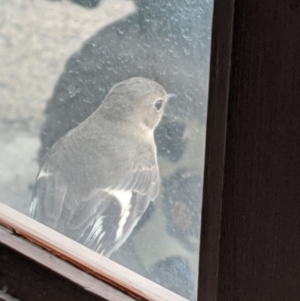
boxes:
[200,0,300,300]
[1,0,300,300]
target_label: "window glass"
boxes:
[0,0,213,299]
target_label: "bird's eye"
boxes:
[154,99,163,111]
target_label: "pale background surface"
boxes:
[0,0,135,212]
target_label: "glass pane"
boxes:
[0,0,213,299]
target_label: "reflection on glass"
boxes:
[0,0,213,300]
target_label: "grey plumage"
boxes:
[29,77,168,257]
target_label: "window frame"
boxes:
[0,225,131,301]
[2,0,300,300]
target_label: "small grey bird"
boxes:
[29,77,171,257]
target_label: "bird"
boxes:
[29,77,172,257]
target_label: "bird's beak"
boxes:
[167,93,177,101]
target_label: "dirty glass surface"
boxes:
[0,0,214,300]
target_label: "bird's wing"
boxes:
[66,163,160,256]
[29,151,159,256]
[29,156,67,229]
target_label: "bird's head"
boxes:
[100,77,173,132]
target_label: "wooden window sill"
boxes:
[0,203,188,301]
